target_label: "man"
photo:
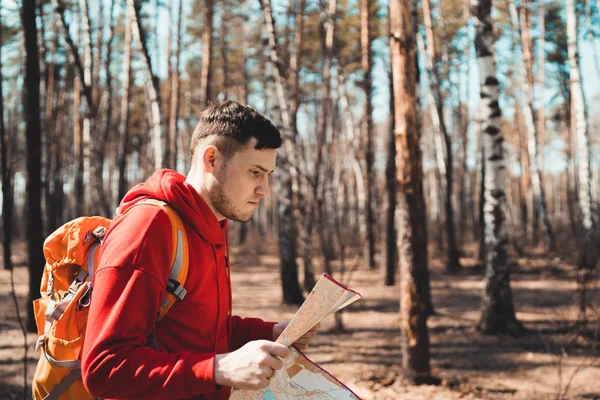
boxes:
[82,101,316,399]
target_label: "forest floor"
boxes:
[1,233,599,399]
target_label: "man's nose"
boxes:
[256,177,270,198]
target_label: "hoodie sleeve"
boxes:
[81,206,219,399]
[229,316,276,351]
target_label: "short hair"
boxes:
[190,101,283,162]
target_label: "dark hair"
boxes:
[190,101,283,162]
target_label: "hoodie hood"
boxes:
[119,169,226,245]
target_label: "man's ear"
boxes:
[202,145,218,173]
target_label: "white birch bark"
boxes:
[567,0,597,276]
[128,0,163,170]
[473,0,521,334]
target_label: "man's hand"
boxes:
[214,340,289,390]
[272,321,321,350]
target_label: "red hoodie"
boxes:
[81,170,276,400]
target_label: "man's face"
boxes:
[208,138,277,222]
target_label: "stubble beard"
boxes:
[209,167,254,223]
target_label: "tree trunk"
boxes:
[128,0,164,170]
[220,5,229,100]
[79,0,94,212]
[199,0,214,108]
[421,0,460,272]
[93,0,103,107]
[304,0,336,291]
[516,104,529,241]
[41,13,53,234]
[537,0,545,175]
[567,0,598,316]
[168,0,183,170]
[73,75,84,216]
[337,69,368,257]
[512,0,556,251]
[507,15,528,243]
[23,0,46,332]
[118,0,133,202]
[390,0,432,382]
[260,0,304,305]
[96,0,116,216]
[163,0,174,169]
[0,7,14,270]
[473,0,522,335]
[53,0,95,214]
[477,137,486,264]
[239,3,250,245]
[385,63,397,286]
[49,73,69,230]
[563,108,579,237]
[361,0,376,270]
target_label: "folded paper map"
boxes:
[230,273,363,400]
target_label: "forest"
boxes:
[1,0,599,398]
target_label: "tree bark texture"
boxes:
[473,0,521,334]
[0,6,14,270]
[566,0,598,313]
[385,64,397,287]
[128,0,164,170]
[23,0,46,332]
[259,0,304,305]
[199,0,214,108]
[118,0,133,203]
[168,0,183,170]
[421,0,461,272]
[361,0,376,270]
[512,0,556,251]
[390,0,431,381]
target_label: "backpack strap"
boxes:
[42,369,82,400]
[129,199,189,322]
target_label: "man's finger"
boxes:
[263,342,290,358]
[264,354,284,371]
[302,330,317,338]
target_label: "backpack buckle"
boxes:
[166,279,187,301]
[35,336,46,351]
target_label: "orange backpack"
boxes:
[31,199,189,400]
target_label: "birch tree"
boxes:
[421,0,461,273]
[128,0,164,170]
[302,0,336,292]
[390,0,432,381]
[566,0,598,315]
[259,0,304,305]
[472,0,522,334]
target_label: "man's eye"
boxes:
[251,170,260,177]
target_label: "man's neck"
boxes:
[185,167,226,222]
